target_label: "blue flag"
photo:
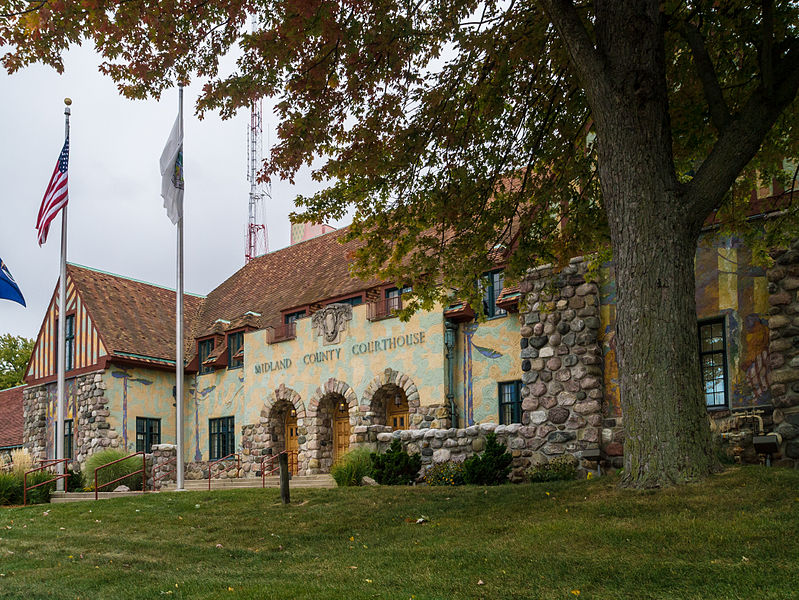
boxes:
[0,257,26,307]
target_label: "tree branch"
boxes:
[674,20,731,131]
[687,41,799,225]
[539,0,608,102]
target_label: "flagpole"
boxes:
[176,84,185,491]
[56,98,71,492]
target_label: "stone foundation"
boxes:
[150,444,177,489]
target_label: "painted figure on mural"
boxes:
[111,370,153,450]
[462,323,502,426]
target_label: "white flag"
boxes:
[159,114,184,224]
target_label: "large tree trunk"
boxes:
[545,0,720,486]
[592,2,719,487]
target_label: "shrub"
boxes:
[424,462,466,486]
[66,467,86,492]
[24,471,55,504]
[85,449,144,491]
[331,447,374,487]
[526,454,578,482]
[10,448,34,478]
[370,440,422,485]
[0,472,23,505]
[463,433,512,485]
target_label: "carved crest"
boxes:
[311,303,353,345]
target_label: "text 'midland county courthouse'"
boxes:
[19,197,799,478]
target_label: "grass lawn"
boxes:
[0,466,797,599]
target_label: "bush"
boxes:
[85,449,144,491]
[370,440,422,485]
[24,471,55,504]
[424,462,466,486]
[10,448,34,478]
[0,472,23,505]
[463,433,512,485]
[331,447,374,487]
[66,467,86,492]
[526,454,578,483]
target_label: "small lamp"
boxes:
[290,407,297,418]
[339,400,347,412]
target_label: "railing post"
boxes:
[279,452,290,504]
[142,453,147,493]
[23,472,27,506]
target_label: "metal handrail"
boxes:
[23,458,70,505]
[207,453,241,490]
[94,451,147,500]
[152,456,177,490]
[260,450,298,487]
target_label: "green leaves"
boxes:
[0,334,33,390]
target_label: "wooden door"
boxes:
[333,407,350,462]
[387,397,409,431]
[284,413,299,475]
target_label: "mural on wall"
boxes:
[462,322,503,426]
[599,234,771,414]
[110,369,153,448]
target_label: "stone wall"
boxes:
[23,371,117,470]
[765,241,799,466]
[150,444,177,489]
[517,257,605,467]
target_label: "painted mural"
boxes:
[455,316,521,426]
[599,234,771,416]
[104,366,176,452]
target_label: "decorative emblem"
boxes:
[312,303,353,345]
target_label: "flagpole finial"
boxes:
[64,97,72,105]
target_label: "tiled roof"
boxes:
[67,264,205,362]
[0,385,24,449]
[194,228,382,338]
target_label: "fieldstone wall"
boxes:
[517,257,605,468]
[23,371,116,470]
[765,241,799,466]
[150,444,177,489]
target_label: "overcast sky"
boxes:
[0,45,347,340]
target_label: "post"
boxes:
[279,453,290,504]
[175,84,185,491]
[55,99,71,492]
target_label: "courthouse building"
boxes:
[20,205,799,478]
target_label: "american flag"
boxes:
[36,137,70,246]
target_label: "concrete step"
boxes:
[50,491,146,503]
[161,474,335,491]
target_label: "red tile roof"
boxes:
[67,264,205,362]
[193,227,381,338]
[0,385,24,449]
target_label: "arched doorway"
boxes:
[284,410,299,475]
[370,384,409,430]
[267,399,300,474]
[315,392,351,471]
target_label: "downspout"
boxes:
[444,320,458,429]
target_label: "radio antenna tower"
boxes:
[245,99,269,263]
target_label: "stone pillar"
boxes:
[767,240,799,465]
[150,444,177,489]
[519,257,604,467]
[23,385,49,463]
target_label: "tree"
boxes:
[2,1,798,487]
[0,334,34,390]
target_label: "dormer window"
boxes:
[198,339,215,375]
[227,331,244,369]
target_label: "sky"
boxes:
[0,45,347,340]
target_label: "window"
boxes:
[136,417,161,452]
[498,381,522,424]
[481,269,506,318]
[386,285,412,312]
[335,296,363,307]
[65,314,75,371]
[209,416,235,460]
[699,319,728,408]
[198,339,215,375]
[64,419,73,460]
[284,310,306,324]
[227,331,244,369]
